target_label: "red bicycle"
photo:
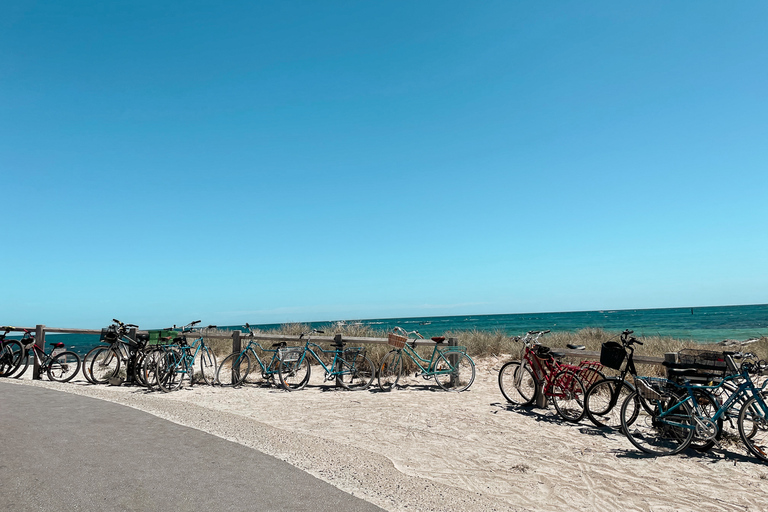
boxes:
[498,330,604,422]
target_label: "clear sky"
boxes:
[2,1,766,329]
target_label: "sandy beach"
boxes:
[6,356,768,511]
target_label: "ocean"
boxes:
[38,304,768,356]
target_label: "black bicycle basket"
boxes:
[600,341,626,370]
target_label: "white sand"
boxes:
[6,356,768,511]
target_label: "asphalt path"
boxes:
[0,382,384,512]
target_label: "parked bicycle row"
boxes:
[0,322,476,393]
[498,329,768,464]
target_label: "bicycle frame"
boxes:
[299,341,363,378]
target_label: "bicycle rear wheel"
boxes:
[277,356,310,391]
[551,369,586,422]
[216,351,250,387]
[157,350,184,392]
[378,350,403,391]
[434,352,475,392]
[585,378,637,430]
[336,352,375,390]
[621,391,694,456]
[498,361,537,406]
[47,351,81,383]
[81,345,110,384]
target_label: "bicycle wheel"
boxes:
[498,361,537,406]
[621,391,694,456]
[378,350,403,391]
[688,388,723,452]
[47,351,81,383]
[198,347,218,386]
[336,352,375,390]
[551,369,586,422]
[738,396,768,462]
[277,356,310,391]
[141,348,166,389]
[216,351,250,387]
[9,348,30,379]
[81,345,109,384]
[157,351,184,392]
[0,340,24,377]
[434,352,475,392]
[585,378,637,430]
[90,347,121,384]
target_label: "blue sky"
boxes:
[2,1,766,329]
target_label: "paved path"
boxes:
[0,382,384,512]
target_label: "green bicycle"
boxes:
[378,327,475,392]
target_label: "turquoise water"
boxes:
[40,304,768,356]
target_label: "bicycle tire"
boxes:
[157,350,184,392]
[216,351,250,387]
[90,347,121,384]
[498,361,537,406]
[336,352,375,390]
[277,356,311,391]
[434,352,475,392]
[0,340,24,377]
[198,347,218,386]
[585,378,637,430]
[81,345,110,384]
[621,390,694,456]
[47,351,81,383]
[738,396,768,462]
[141,348,166,389]
[551,369,586,422]
[378,350,403,391]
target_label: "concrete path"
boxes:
[0,382,384,512]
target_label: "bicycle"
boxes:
[497,330,604,422]
[152,321,218,392]
[0,326,25,377]
[215,323,286,387]
[620,350,768,459]
[88,320,149,385]
[583,329,643,430]
[13,328,81,382]
[277,329,375,391]
[378,327,475,392]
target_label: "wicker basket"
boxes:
[388,333,407,349]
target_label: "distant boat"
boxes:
[419,321,432,326]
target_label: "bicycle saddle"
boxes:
[52,342,65,348]
[566,344,586,350]
[431,337,446,343]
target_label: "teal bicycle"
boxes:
[621,349,768,460]
[277,329,375,391]
[378,327,475,392]
[153,321,218,392]
[215,323,286,387]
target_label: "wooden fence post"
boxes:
[448,337,458,387]
[33,324,45,380]
[231,330,241,383]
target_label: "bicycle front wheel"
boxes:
[585,378,637,430]
[621,391,694,456]
[47,351,81,383]
[90,348,121,384]
[434,352,475,392]
[198,347,218,386]
[738,396,768,462]
[216,352,250,387]
[336,353,375,390]
[278,356,310,391]
[551,369,586,422]
[498,361,537,406]
[157,351,184,392]
[378,350,403,391]
[0,340,25,378]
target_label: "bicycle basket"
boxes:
[635,377,670,401]
[535,345,552,360]
[388,333,407,349]
[100,327,118,343]
[278,347,303,362]
[600,342,626,370]
[677,349,728,372]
